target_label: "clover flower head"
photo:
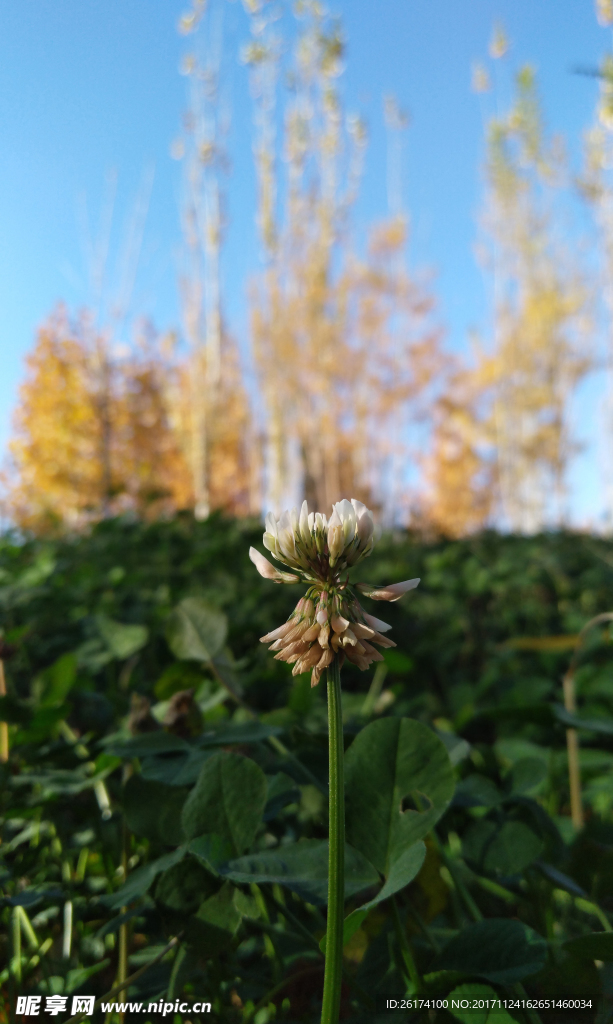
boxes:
[249,499,419,688]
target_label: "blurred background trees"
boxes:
[8,307,191,531]
[3,2,611,536]
[245,1,442,519]
[428,42,593,537]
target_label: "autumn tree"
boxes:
[580,6,613,524]
[8,0,254,532]
[424,361,496,537]
[244,0,442,520]
[427,49,591,537]
[174,0,254,519]
[7,306,192,532]
[481,66,591,531]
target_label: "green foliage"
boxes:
[165,596,228,663]
[345,717,454,873]
[3,517,613,1020]
[221,839,380,905]
[448,983,517,1023]
[436,919,548,983]
[181,751,267,853]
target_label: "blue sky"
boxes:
[0,0,609,523]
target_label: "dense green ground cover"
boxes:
[3,515,613,1022]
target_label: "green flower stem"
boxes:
[321,655,344,1024]
[267,893,375,1013]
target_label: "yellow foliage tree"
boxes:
[246,1,442,519]
[580,51,613,524]
[482,67,591,531]
[174,2,255,520]
[170,333,253,518]
[427,63,591,536]
[7,307,192,531]
[8,308,104,531]
[425,366,495,537]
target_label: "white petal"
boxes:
[328,507,342,528]
[249,547,299,584]
[265,512,278,537]
[338,498,356,544]
[249,547,278,578]
[363,612,393,632]
[356,508,374,544]
[299,500,311,544]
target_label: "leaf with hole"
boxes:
[345,717,454,874]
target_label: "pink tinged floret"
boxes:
[360,640,385,660]
[340,627,359,647]
[318,622,331,648]
[317,647,334,670]
[253,499,420,680]
[344,645,369,669]
[283,622,311,644]
[371,631,397,649]
[351,622,376,640]
[293,644,322,676]
[357,578,420,602]
[259,621,296,643]
[301,621,321,642]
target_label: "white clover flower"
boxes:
[249,498,419,687]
